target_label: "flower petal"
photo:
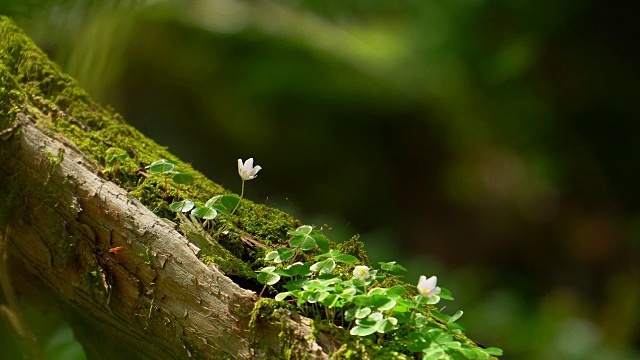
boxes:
[250,165,262,177]
[425,276,438,290]
[238,158,244,174]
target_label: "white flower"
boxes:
[237,158,262,181]
[417,275,441,298]
[353,266,370,280]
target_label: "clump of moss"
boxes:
[336,234,370,265]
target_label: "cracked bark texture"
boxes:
[0,16,333,359]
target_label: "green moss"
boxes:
[336,235,370,265]
[249,298,317,359]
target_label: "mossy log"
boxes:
[0,16,334,359]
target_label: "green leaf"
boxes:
[485,347,504,356]
[355,307,372,319]
[443,341,461,350]
[367,288,386,296]
[407,338,429,352]
[289,234,316,250]
[458,348,479,359]
[211,204,229,215]
[434,332,454,344]
[379,261,407,273]
[422,348,445,360]
[191,206,218,220]
[367,312,383,322]
[345,308,356,321]
[147,159,176,174]
[412,313,429,328]
[220,194,240,210]
[439,287,454,300]
[471,348,490,359]
[275,292,292,301]
[430,311,449,324]
[426,295,441,305]
[169,199,194,213]
[276,247,296,262]
[370,295,396,311]
[342,287,357,297]
[172,172,194,185]
[349,325,377,337]
[316,273,340,282]
[288,262,313,277]
[386,285,407,299]
[147,159,176,167]
[352,295,371,307]
[395,298,417,310]
[322,294,339,308]
[311,233,330,252]
[448,310,463,324]
[310,258,335,274]
[333,252,358,264]
[287,225,313,236]
[312,290,330,303]
[105,152,129,164]
[375,317,398,333]
[266,247,295,263]
[315,250,358,264]
[265,251,279,261]
[257,269,281,285]
[283,278,308,291]
[205,195,223,207]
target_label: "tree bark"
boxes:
[0,16,333,359]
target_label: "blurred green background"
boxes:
[1,0,639,359]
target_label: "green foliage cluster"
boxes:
[256,225,502,359]
[145,154,503,359]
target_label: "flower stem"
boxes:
[408,296,423,330]
[230,180,245,216]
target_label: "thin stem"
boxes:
[230,180,245,216]
[408,296,423,330]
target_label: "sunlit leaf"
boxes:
[375,317,398,333]
[355,307,372,319]
[350,325,376,337]
[386,285,407,299]
[191,206,217,220]
[322,294,339,308]
[370,295,396,311]
[311,233,330,252]
[172,172,194,185]
[448,310,463,324]
[485,347,503,356]
[275,292,292,301]
[147,159,176,174]
[169,199,194,213]
[205,195,223,207]
[290,234,316,250]
[220,194,240,210]
[106,152,129,163]
[379,261,407,273]
[287,225,313,236]
[439,287,454,300]
[310,258,335,274]
[257,268,280,285]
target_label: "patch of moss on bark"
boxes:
[0,15,294,280]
